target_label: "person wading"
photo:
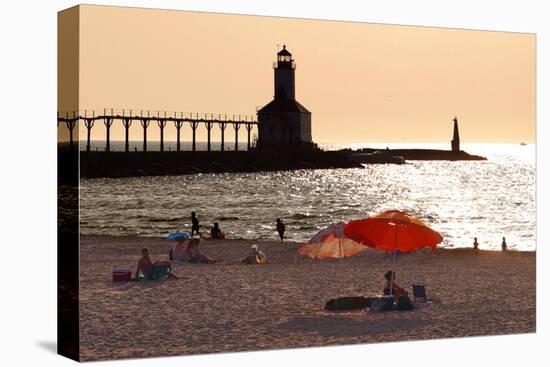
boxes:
[191,211,200,237]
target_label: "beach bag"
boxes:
[324,297,366,311]
[397,295,414,311]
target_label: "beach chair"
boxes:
[412,283,427,303]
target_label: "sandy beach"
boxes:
[79,235,535,361]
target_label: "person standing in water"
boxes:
[276,218,286,242]
[501,237,508,252]
[473,237,479,250]
[191,211,200,237]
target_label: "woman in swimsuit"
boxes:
[185,239,218,264]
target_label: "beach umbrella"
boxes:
[344,210,443,295]
[299,222,364,259]
[344,210,442,253]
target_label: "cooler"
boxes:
[112,268,132,282]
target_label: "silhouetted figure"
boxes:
[276,218,286,242]
[210,222,225,239]
[191,211,200,236]
[473,237,479,250]
[501,237,508,252]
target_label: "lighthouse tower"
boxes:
[274,45,295,100]
[257,45,312,148]
[451,116,460,152]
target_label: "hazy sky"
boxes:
[61,5,535,144]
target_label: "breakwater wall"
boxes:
[71,148,363,179]
[347,148,486,161]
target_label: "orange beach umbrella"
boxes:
[299,222,364,259]
[343,210,443,253]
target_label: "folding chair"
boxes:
[412,283,427,303]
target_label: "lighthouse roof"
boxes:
[277,45,292,56]
[257,98,310,114]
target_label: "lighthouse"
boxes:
[451,116,460,152]
[274,45,295,100]
[257,45,313,148]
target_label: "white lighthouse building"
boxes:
[257,45,313,148]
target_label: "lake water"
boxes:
[79,143,536,251]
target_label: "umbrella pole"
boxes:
[339,237,343,262]
[390,226,398,296]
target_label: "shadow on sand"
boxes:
[278,314,431,338]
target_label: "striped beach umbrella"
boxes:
[299,222,364,259]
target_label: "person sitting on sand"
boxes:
[383,270,408,300]
[185,239,218,264]
[501,237,508,252]
[170,237,190,261]
[383,270,414,310]
[136,248,177,280]
[276,218,286,242]
[210,222,225,239]
[241,244,268,264]
[136,248,153,278]
[473,237,479,250]
[191,211,200,237]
